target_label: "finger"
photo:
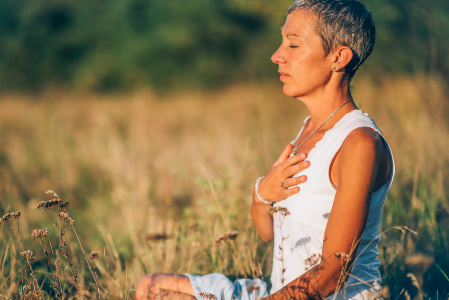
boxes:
[284,175,307,188]
[278,152,308,170]
[283,160,310,178]
[280,186,300,198]
[273,144,294,167]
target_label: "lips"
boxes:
[278,70,290,80]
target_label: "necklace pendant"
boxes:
[293,150,297,156]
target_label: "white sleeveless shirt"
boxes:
[270,110,395,299]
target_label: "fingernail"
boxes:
[303,161,309,167]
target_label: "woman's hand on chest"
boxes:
[258,143,310,203]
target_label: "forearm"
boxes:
[263,257,344,300]
[251,189,274,242]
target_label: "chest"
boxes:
[279,152,337,227]
[291,129,341,187]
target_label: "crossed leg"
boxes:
[135,273,196,300]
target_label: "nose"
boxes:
[271,46,287,65]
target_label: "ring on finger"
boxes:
[281,180,287,189]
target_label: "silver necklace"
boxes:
[292,98,353,155]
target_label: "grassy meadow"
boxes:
[0,76,449,299]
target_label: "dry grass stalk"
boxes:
[332,234,363,300]
[369,286,389,300]
[3,191,101,299]
[213,231,239,244]
[0,78,448,298]
[271,207,290,285]
[0,211,41,294]
[405,254,434,275]
[32,228,63,298]
[213,231,249,276]
[144,233,174,242]
[37,192,80,296]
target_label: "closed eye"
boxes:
[289,45,298,48]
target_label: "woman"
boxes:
[135,0,394,299]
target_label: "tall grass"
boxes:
[0,76,448,299]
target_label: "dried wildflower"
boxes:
[335,252,350,259]
[268,206,290,216]
[213,231,239,244]
[36,191,69,210]
[20,250,35,261]
[304,253,322,271]
[22,285,32,294]
[20,288,44,300]
[36,201,46,209]
[89,251,100,260]
[0,211,21,223]
[58,212,74,225]
[144,233,174,242]
[334,252,350,268]
[37,199,63,209]
[247,285,260,292]
[59,202,70,210]
[199,292,216,300]
[31,229,49,239]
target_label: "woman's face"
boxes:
[271,10,333,99]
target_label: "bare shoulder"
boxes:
[343,127,384,153]
[336,127,390,190]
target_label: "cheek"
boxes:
[292,55,328,82]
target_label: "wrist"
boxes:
[254,176,273,205]
[253,190,269,205]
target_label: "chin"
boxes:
[282,85,301,98]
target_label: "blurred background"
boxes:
[0,0,448,93]
[0,0,448,299]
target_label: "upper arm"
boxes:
[322,128,389,261]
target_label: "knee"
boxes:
[135,273,163,300]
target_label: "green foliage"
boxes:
[366,0,449,76]
[0,0,447,93]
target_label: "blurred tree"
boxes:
[0,0,447,93]
[367,0,449,77]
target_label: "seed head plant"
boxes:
[0,191,101,299]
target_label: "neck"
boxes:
[298,82,356,130]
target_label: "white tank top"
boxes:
[270,109,395,299]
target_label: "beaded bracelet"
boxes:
[255,176,273,205]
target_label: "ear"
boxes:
[330,46,353,72]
